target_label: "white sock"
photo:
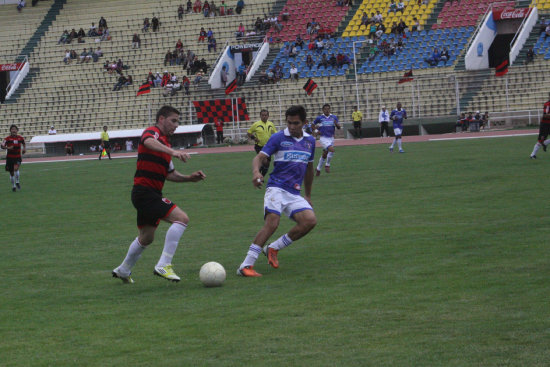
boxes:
[390,139,396,148]
[241,244,262,268]
[326,152,334,166]
[10,176,14,187]
[544,139,550,146]
[15,170,20,183]
[317,157,325,171]
[269,233,293,251]
[398,139,403,150]
[119,237,146,275]
[157,221,187,267]
[531,142,541,157]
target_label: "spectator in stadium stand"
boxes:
[163,80,175,97]
[360,12,369,27]
[198,27,207,42]
[113,74,128,91]
[186,0,192,12]
[306,54,314,68]
[182,76,191,95]
[482,112,489,129]
[375,10,383,23]
[175,39,183,51]
[538,18,547,34]
[194,0,202,12]
[440,47,449,64]
[154,72,162,87]
[78,48,91,63]
[101,27,110,41]
[236,0,245,14]
[161,71,170,87]
[254,17,263,33]
[388,0,397,13]
[397,19,407,35]
[178,4,184,19]
[125,75,133,87]
[99,16,107,28]
[115,58,124,74]
[193,69,204,85]
[290,64,298,81]
[88,23,97,37]
[152,16,160,32]
[77,28,86,40]
[202,0,210,16]
[526,47,534,64]
[65,142,74,156]
[397,0,405,13]
[220,65,228,87]
[143,18,150,32]
[207,28,214,39]
[63,49,71,64]
[456,113,466,132]
[92,46,103,62]
[132,33,141,49]
[295,35,304,49]
[48,126,57,135]
[58,30,69,44]
[266,69,275,83]
[67,29,77,44]
[289,44,298,57]
[369,23,377,39]
[328,54,336,68]
[17,0,25,12]
[208,36,217,52]
[318,54,329,68]
[70,49,78,61]
[237,63,247,85]
[219,0,227,16]
[236,23,245,38]
[425,48,441,66]
[544,24,550,39]
[164,50,172,66]
[411,17,419,32]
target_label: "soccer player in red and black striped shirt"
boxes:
[531,92,550,159]
[1,124,26,192]
[113,106,206,283]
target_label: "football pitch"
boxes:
[1,135,549,366]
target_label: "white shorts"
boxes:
[264,187,313,219]
[319,136,334,150]
[393,127,403,136]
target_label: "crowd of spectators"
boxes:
[58,17,111,46]
[424,47,450,66]
[187,0,240,17]
[63,46,103,64]
[455,111,488,132]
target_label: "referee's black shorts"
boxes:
[131,186,176,228]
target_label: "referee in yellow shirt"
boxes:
[247,109,277,176]
[99,125,112,160]
[352,106,363,139]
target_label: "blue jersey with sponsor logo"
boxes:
[313,114,339,138]
[390,108,407,129]
[261,128,316,195]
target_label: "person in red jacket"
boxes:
[215,120,224,144]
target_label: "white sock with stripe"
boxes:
[269,233,293,251]
[15,170,20,183]
[326,152,334,166]
[398,139,403,150]
[157,221,187,267]
[240,244,262,268]
[10,175,15,187]
[317,157,325,171]
[390,138,396,149]
[531,142,542,157]
[119,237,146,275]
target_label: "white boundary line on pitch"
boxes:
[22,152,198,164]
[429,133,537,142]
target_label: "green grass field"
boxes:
[1,135,549,366]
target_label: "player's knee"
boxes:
[139,233,154,246]
[301,213,317,231]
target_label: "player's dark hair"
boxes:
[285,105,306,122]
[9,124,18,131]
[322,103,330,109]
[260,109,269,115]
[156,105,181,123]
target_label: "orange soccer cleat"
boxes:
[237,266,262,277]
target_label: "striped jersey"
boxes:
[3,135,25,159]
[260,128,316,195]
[313,114,339,138]
[542,101,550,124]
[133,126,174,192]
[390,108,407,129]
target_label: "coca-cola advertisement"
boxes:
[493,7,532,21]
[0,63,23,71]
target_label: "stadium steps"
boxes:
[270,0,288,17]
[516,0,532,7]
[3,67,40,104]
[335,2,362,37]
[424,0,445,30]
[248,45,282,85]
[514,28,540,65]
[19,0,66,58]
[453,70,492,114]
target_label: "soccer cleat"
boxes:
[112,268,134,284]
[12,187,16,192]
[236,266,262,277]
[530,155,537,159]
[16,183,20,190]
[389,147,393,152]
[315,169,321,176]
[325,165,330,173]
[262,245,279,269]
[399,149,405,153]
[153,264,181,282]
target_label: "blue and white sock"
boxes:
[269,234,293,251]
[326,152,334,166]
[241,244,262,268]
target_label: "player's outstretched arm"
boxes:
[167,170,206,183]
[252,153,268,188]
[144,137,189,162]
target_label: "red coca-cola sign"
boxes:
[493,7,532,20]
[0,63,23,71]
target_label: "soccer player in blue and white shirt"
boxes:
[237,105,317,277]
[313,103,341,175]
[389,102,407,153]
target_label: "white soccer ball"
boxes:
[199,262,226,287]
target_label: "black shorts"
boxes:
[131,186,176,228]
[103,141,111,149]
[5,157,21,172]
[254,144,263,154]
[353,121,362,129]
[538,123,550,142]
